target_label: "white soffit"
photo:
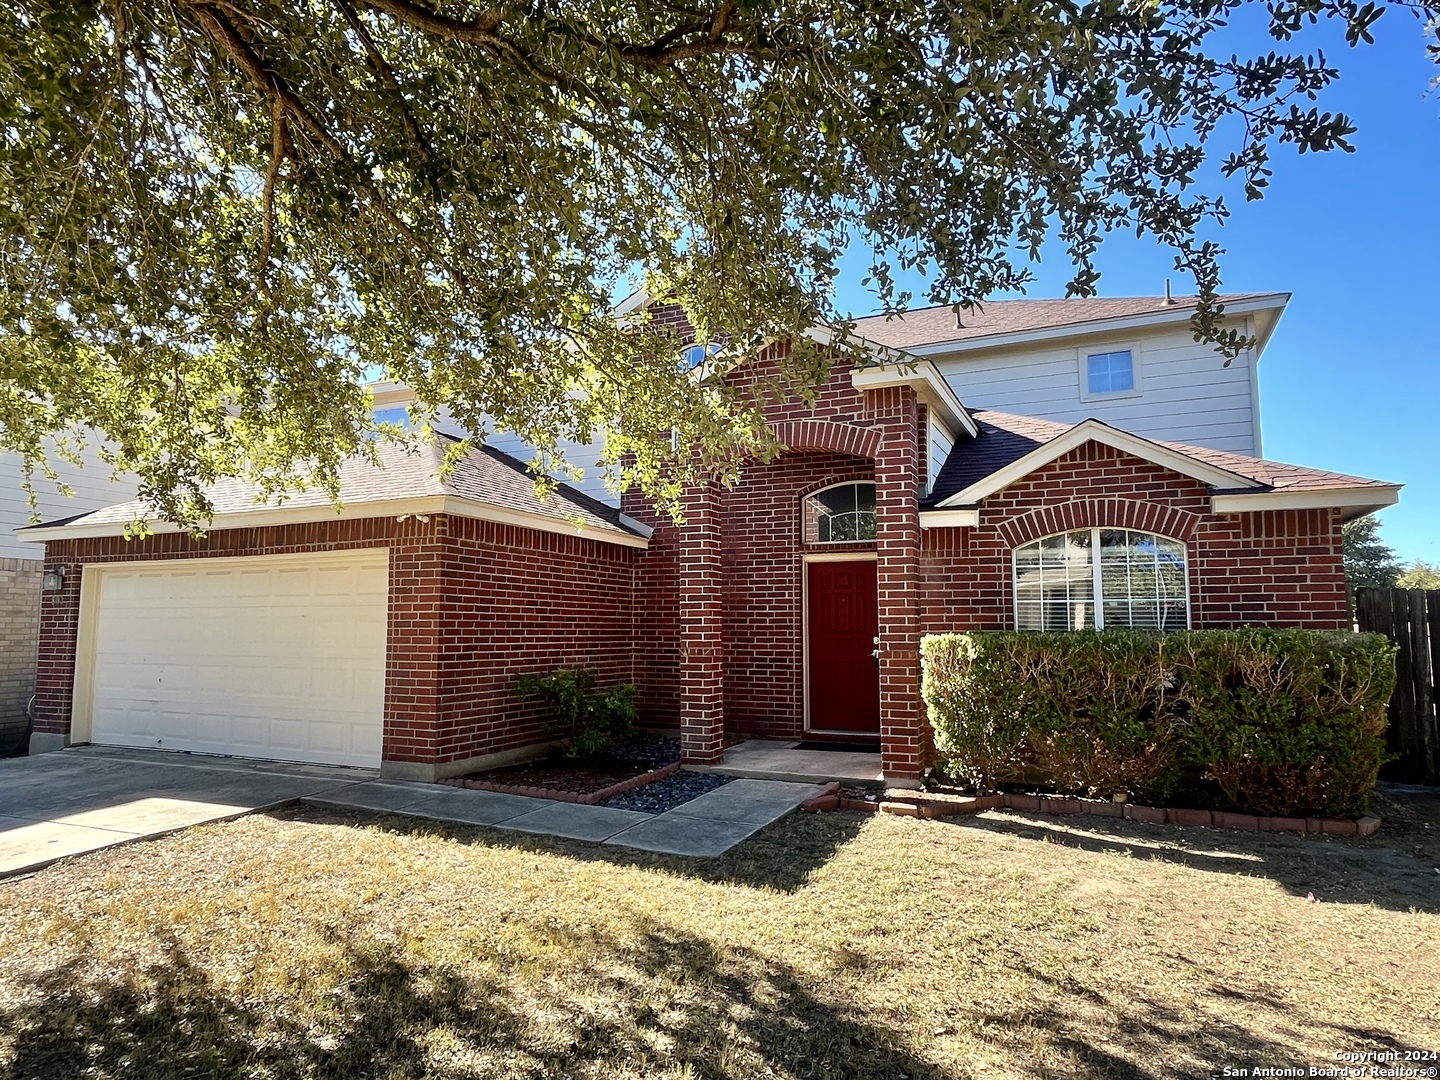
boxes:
[1211,487,1400,516]
[919,509,980,529]
[843,362,978,440]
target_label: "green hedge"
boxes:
[920,629,1396,817]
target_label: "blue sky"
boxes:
[833,15,1440,565]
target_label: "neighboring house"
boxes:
[19,294,1400,786]
[0,447,137,752]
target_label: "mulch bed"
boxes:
[440,734,684,804]
[463,758,656,795]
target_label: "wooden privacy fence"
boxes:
[1355,587,1440,785]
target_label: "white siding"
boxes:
[431,405,620,507]
[478,429,619,507]
[932,326,1260,454]
[926,418,954,495]
[2,446,138,561]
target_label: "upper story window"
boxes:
[373,406,411,429]
[1014,528,1189,632]
[680,342,722,370]
[803,482,876,543]
[1084,349,1136,397]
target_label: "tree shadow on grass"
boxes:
[949,787,1440,916]
[987,958,1436,1079]
[6,919,1425,1080]
[276,801,870,894]
[0,922,943,1080]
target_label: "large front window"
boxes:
[1014,529,1189,631]
[803,482,877,543]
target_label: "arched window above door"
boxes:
[803,482,877,544]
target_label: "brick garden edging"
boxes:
[800,783,1381,837]
[439,760,681,805]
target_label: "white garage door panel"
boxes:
[88,553,387,768]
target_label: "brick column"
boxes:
[869,386,927,784]
[382,518,446,777]
[33,552,81,747]
[678,482,725,763]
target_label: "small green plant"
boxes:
[921,629,1396,817]
[514,668,638,759]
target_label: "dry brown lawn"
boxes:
[1,786,1437,1080]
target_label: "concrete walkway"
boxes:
[694,739,885,784]
[308,776,828,857]
[0,747,827,877]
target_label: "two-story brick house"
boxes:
[20,294,1400,785]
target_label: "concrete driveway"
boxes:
[0,746,372,877]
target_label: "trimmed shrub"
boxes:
[514,668,638,759]
[920,629,1395,817]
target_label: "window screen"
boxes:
[1086,350,1135,395]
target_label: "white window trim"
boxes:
[803,481,878,546]
[1077,341,1144,403]
[1011,527,1192,631]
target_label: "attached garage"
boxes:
[72,550,388,768]
[23,437,650,776]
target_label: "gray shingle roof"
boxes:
[28,436,639,539]
[925,410,1398,506]
[853,294,1283,351]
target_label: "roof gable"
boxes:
[926,411,1400,519]
[932,417,1262,507]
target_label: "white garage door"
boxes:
[83,550,388,768]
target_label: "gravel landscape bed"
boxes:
[602,769,733,814]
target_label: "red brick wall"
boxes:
[434,516,636,765]
[623,346,890,740]
[0,558,42,741]
[920,441,1349,632]
[868,385,928,778]
[624,499,682,728]
[721,452,874,739]
[36,515,638,767]
[676,483,727,762]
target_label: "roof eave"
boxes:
[18,494,650,549]
[1211,485,1400,522]
[824,340,978,439]
[900,293,1292,358]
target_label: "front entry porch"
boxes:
[670,393,930,784]
[689,739,885,786]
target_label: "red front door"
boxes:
[806,560,881,735]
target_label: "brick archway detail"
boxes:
[770,420,881,460]
[999,499,1201,549]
